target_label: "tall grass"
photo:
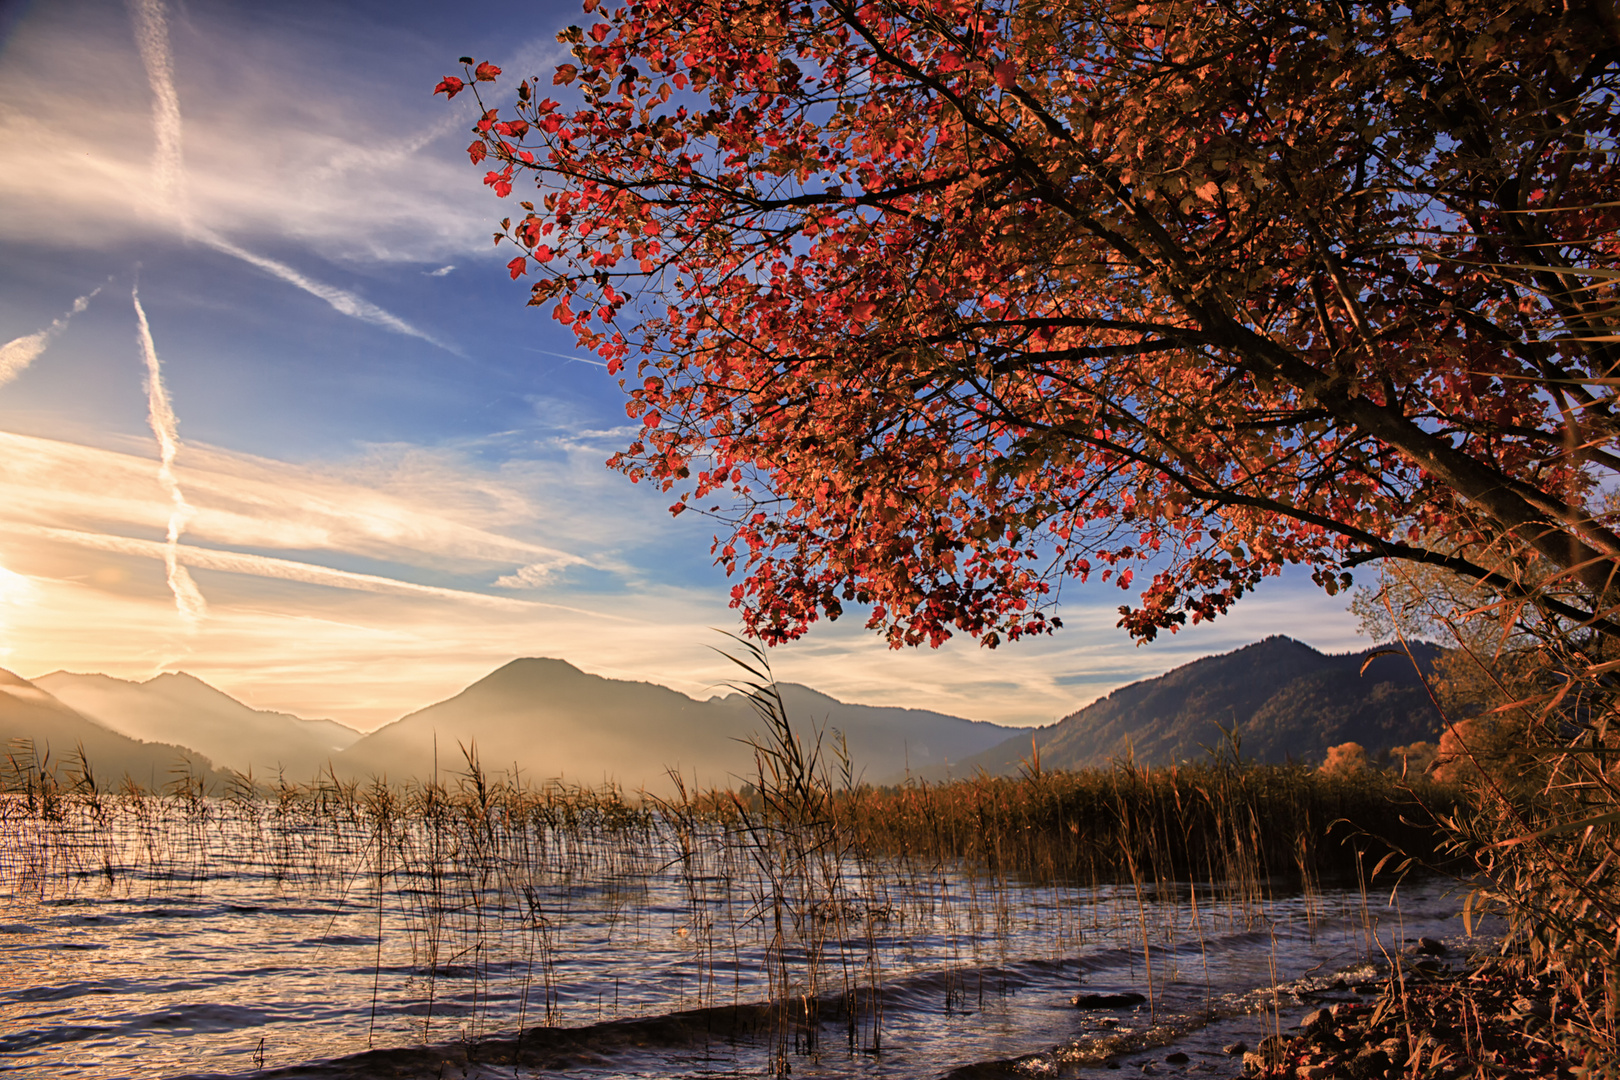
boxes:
[1358,551,1620,1073]
[829,761,1460,891]
[1421,636,1620,1075]
[2,705,1466,1067]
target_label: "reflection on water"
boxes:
[0,792,1480,1078]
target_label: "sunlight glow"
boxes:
[0,560,37,661]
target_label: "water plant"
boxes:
[2,713,1469,1071]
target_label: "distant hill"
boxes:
[331,657,1026,791]
[0,668,230,789]
[715,682,1028,786]
[7,639,1444,793]
[944,636,1445,777]
[35,671,361,779]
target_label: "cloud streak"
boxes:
[125,0,451,350]
[0,521,626,618]
[0,431,594,577]
[194,227,457,351]
[132,283,206,626]
[127,0,183,216]
[0,288,101,388]
[0,429,1366,729]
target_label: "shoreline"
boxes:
[1238,948,1580,1079]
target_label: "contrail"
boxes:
[521,346,609,367]
[132,283,207,626]
[194,226,456,350]
[0,288,103,389]
[128,0,184,215]
[126,0,452,350]
[0,523,639,621]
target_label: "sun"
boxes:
[0,560,36,660]
[0,561,35,607]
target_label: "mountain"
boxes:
[34,671,361,779]
[331,657,1027,791]
[714,682,1030,786]
[8,638,1444,793]
[0,668,230,789]
[946,636,1446,777]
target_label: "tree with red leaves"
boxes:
[441,0,1620,649]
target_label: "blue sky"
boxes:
[0,0,1367,730]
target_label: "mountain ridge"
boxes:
[0,668,233,788]
[942,635,1444,778]
[36,669,361,779]
[330,657,1024,792]
[6,638,1448,793]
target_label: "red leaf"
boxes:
[434,76,465,98]
[508,256,528,279]
[449,0,1595,655]
[467,141,487,165]
[483,167,514,197]
[475,61,502,82]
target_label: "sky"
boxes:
[0,0,1369,732]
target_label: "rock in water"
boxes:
[1070,992,1148,1008]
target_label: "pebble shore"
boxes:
[1233,943,1583,1079]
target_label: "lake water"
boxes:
[0,793,1483,1079]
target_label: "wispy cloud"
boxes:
[131,282,206,626]
[0,432,593,578]
[0,428,1364,729]
[0,0,569,271]
[127,0,183,218]
[124,0,452,349]
[0,288,101,388]
[523,346,609,368]
[192,227,458,351]
[0,522,622,617]
[493,562,566,590]
[0,558,732,730]
[0,426,727,727]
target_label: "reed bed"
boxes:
[2,711,1468,1068]
[827,762,1462,888]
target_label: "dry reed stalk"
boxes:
[1,699,1471,1072]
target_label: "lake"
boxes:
[0,785,1481,1079]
